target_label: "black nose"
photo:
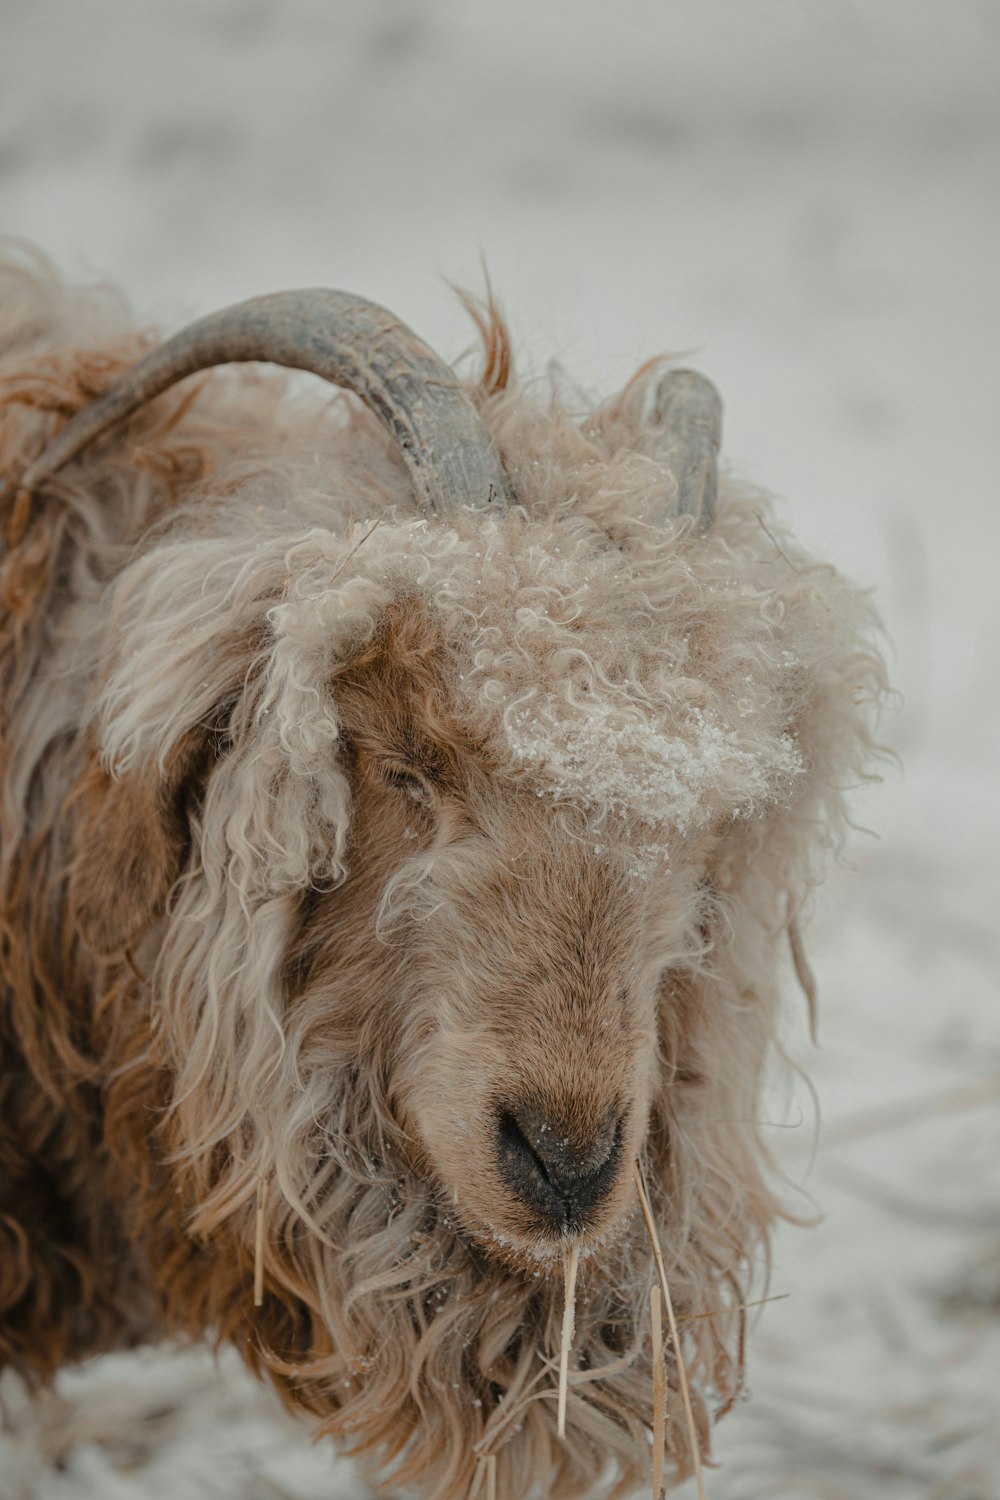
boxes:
[496,1104,624,1233]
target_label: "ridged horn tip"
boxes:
[651,368,722,529]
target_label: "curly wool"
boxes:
[0,247,887,1500]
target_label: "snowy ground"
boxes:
[1,2,998,1496]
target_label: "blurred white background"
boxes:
[1,2,998,1496]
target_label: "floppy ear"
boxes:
[64,517,401,952]
[68,724,218,956]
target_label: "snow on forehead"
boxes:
[275,513,803,846]
[502,695,802,836]
[328,511,805,835]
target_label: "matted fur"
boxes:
[0,247,886,1498]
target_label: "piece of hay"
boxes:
[467,1457,486,1500]
[557,1244,580,1440]
[634,1162,707,1500]
[467,1451,498,1500]
[650,1283,666,1500]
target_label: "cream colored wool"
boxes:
[0,247,886,1499]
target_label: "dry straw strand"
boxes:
[677,1291,789,1327]
[634,1161,707,1500]
[327,514,384,584]
[467,1456,486,1500]
[557,1243,580,1440]
[468,1452,498,1500]
[650,1283,667,1499]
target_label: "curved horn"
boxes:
[22,289,513,515]
[650,369,722,529]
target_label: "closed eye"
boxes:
[382,765,434,807]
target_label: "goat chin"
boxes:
[0,246,887,1500]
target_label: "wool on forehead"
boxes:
[92,366,858,901]
[265,494,809,851]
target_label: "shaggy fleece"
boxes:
[0,249,884,1499]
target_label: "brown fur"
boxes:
[0,247,886,1497]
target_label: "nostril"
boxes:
[497,1110,544,1182]
[495,1106,624,1231]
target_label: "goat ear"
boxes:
[69,727,211,956]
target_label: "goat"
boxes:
[0,247,884,1499]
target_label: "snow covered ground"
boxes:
[1,2,998,1496]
